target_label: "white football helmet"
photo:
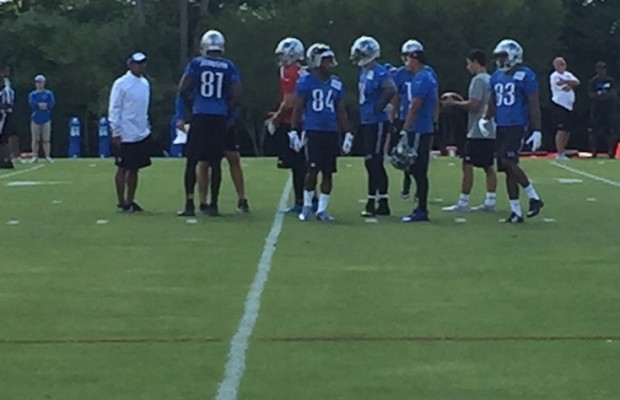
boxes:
[401,39,424,63]
[350,36,381,67]
[306,43,337,69]
[200,30,225,55]
[275,37,305,66]
[493,39,523,71]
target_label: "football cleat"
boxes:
[442,204,469,213]
[177,207,195,217]
[527,199,544,218]
[237,198,250,213]
[206,204,220,217]
[129,202,144,212]
[316,211,335,222]
[375,199,391,216]
[284,204,303,214]
[401,209,429,223]
[360,200,376,218]
[470,203,496,212]
[117,203,129,213]
[298,206,312,222]
[199,203,210,215]
[504,212,524,224]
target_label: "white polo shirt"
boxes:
[549,70,577,111]
[108,71,151,143]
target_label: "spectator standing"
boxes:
[29,74,55,163]
[549,57,580,160]
[588,61,617,159]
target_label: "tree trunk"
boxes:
[191,0,210,52]
[180,0,189,67]
[135,0,146,27]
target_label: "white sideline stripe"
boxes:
[0,165,45,180]
[551,162,620,188]
[214,177,292,400]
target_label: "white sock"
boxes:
[458,193,469,206]
[303,190,314,207]
[377,194,389,200]
[509,199,522,216]
[367,194,377,201]
[485,192,496,206]
[318,193,330,213]
[524,184,540,200]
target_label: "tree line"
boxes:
[1,0,618,156]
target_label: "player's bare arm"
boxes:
[176,74,194,130]
[527,92,542,131]
[290,95,304,131]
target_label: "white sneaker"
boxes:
[471,203,496,212]
[31,157,38,164]
[442,204,469,212]
[46,157,54,164]
[556,154,569,160]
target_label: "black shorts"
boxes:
[305,131,339,174]
[590,107,614,136]
[551,103,574,132]
[225,124,240,153]
[115,136,152,171]
[495,126,526,171]
[361,122,390,158]
[463,138,495,168]
[276,123,306,169]
[186,115,227,163]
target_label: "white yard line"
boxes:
[551,162,620,188]
[214,177,292,400]
[0,164,45,180]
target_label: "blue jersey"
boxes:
[29,89,55,124]
[490,66,538,128]
[296,73,345,133]
[393,67,416,121]
[182,56,241,116]
[409,68,438,134]
[359,64,391,125]
[424,65,438,82]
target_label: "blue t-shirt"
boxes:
[424,65,438,82]
[29,89,56,124]
[393,66,416,121]
[182,56,241,116]
[490,66,538,128]
[359,63,391,125]
[296,73,345,133]
[409,68,438,134]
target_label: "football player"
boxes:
[266,37,310,214]
[291,43,351,222]
[441,49,497,213]
[350,36,396,217]
[399,40,438,223]
[176,30,242,217]
[480,39,544,223]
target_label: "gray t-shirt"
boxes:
[467,72,494,139]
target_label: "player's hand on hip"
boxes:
[526,130,542,152]
[341,132,354,155]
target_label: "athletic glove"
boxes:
[478,118,493,138]
[342,132,354,154]
[288,130,301,152]
[526,130,542,152]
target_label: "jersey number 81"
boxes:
[201,71,224,99]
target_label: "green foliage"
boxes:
[0,0,614,155]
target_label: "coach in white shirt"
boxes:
[108,52,152,213]
[550,57,580,160]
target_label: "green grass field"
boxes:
[1,157,619,400]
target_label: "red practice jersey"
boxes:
[279,62,302,124]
